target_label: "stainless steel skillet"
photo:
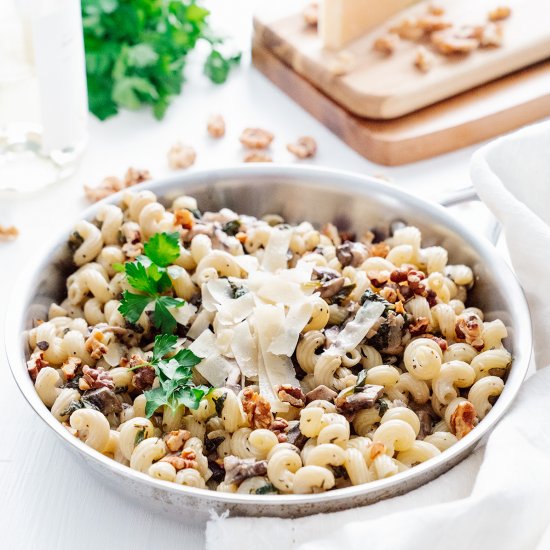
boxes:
[5,165,531,520]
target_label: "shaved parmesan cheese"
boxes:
[256,278,306,306]
[169,302,197,326]
[195,354,234,387]
[187,308,215,339]
[188,329,216,358]
[256,346,289,413]
[201,282,219,313]
[217,292,255,325]
[283,260,314,284]
[231,321,258,378]
[254,304,300,389]
[233,254,259,274]
[261,227,292,273]
[329,301,386,354]
[269,300,314,356]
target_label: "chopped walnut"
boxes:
[79,364,114,391]
[328,50,356,76]
[455,314,484,350]
[423,333,448,351]
[409,316,430,336]
[174,209,195,230]
[394,300,405,315]
[287,136,317,159]
[276,385,306,408]
[303,2,319,27]
[122,241,144,259]
[373,34,399,55]
[431,30,479,54]
[370,242,390,258]
[414,46,435,73]
[161,449,198,471]
[416,15,452,33]
[379,285,398,304]
[207,114,225,138]
[84,168,150,202]
[450,401,478,439]
[241,388,273,429]
[124,167,151,187]
[61,357,82,381]
[428,3,445,16]
[243,151,273,163]
[26,350,49,381]
[270,418,289,443]
[240,128,274,149]
[390,17,424,41]
[477,23,504,47]
[85,330,108,360]
[165,430,191,452]
[488,6,511,21]
[369,442,386,460]
[168,142,197,170]
[0,224,18,240]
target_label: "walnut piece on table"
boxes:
[390,17,425,41]
[167,142,197,170]
[328,50,356,76]
[303,2,319,27]
[243,151,273,163]
[431,29,479,54]
[416,15,452,34]
[0,224,18,240]
[414,46,435,72]
[84,167,151,202]
[373,34,399,55]
[488,6,511,21]
[207,114,225,138]
[477,22,504,47]
[287,136,317,159]
[240,127,274,149]
[427,3,445,16]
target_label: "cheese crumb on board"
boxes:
[320,0,417,50]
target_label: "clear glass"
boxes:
[0,0,88,193]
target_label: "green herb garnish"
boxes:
[222,219,241,236]
[255,483,277,495]
[118,232,185,333]
[82,0,241,121]
[132,334,208,417]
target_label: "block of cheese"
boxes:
[320,0,418,50]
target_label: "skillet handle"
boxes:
[437,187,501,245]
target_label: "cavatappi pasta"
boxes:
[26,190,512,495]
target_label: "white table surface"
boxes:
[0,2,523,548]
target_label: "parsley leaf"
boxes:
[144,232,181,267]
[118,232,185,332]
[118,291,151,323]
[142,335,207,417]
[82,0,240,120]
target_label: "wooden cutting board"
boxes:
[254,0,550,119]
[252,40,550,166]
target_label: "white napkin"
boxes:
[206,121,550,550]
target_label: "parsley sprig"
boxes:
[129,334,208,417]
[117,232,185,333]
[81,0,241,120]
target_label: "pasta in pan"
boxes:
[26,190,512,495]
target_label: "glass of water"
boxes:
[0,0,88,193]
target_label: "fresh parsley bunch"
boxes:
[116,231,185,333]
[129,334,208,416]
[82,0,241,120]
